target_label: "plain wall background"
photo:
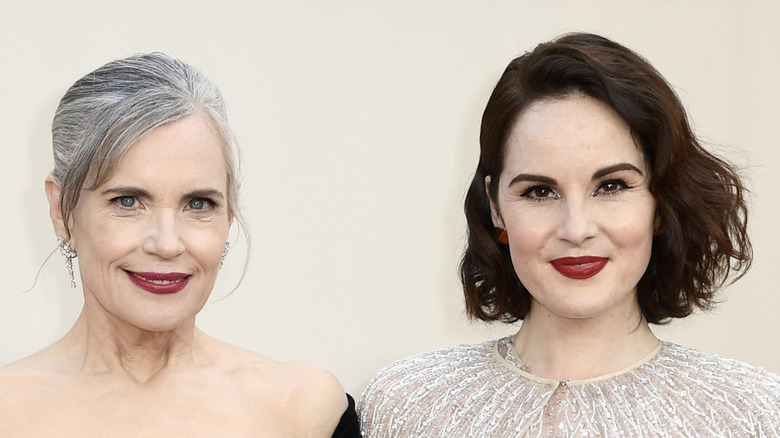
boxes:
[1,1,778,397]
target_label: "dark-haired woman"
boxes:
[359,32,780,437]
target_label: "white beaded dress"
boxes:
[359,337,780,437]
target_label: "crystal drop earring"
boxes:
[57,236,78,288]
[220,240,230,269]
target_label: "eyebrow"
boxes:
[592,163,644,180]
[507,162,644,187]
[507,173,557,187]
[184,189,225,201]
[101,186,151,198]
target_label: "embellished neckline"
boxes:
[491,336,663,387]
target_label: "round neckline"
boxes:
[491,336,663,387]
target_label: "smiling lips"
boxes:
[550,256,608,280]
[126,271,190,294]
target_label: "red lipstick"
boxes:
[126,271,190,294]
[550,256,608,280]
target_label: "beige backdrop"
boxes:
[1,1,778,397]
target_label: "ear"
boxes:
[485,175,505,229]
[45,175,70,241]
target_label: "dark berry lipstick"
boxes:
[126,271,190,294]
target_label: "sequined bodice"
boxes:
[359,337,780,437]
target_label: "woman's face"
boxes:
[488,95,656,323]
[57,112,231,332]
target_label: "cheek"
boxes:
[504,212,553,281]
[607,207,656,262]
[504,209,553,252]
[184,223,230,268]
[613,203,655,240]
[70,211,119,256]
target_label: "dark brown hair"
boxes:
[460,32,751,324]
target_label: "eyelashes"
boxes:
[109,196,220,212]
[521,186,557,200]
[113,195,138,208]
[520,179,632,201]
[187,197,219,211]
[596,179,631,195]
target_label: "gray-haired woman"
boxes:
[0,53,360,437]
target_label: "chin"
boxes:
[535,297,617,321]
[127,311,198,333]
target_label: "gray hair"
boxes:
[51,52,245,240]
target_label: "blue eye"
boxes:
[189,198,209,210]
[117,196,136,208]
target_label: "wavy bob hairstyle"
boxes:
[460,32,751,324]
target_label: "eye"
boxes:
[521,185,558,200]
[188,198,211,210]
[114,196,137,208]
[596,179,629,195]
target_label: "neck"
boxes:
[62,308,203,383]
[513,302,658,381]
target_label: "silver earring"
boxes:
[220,240,230,269]
[57,236,78,288]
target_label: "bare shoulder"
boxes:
[275,361,348,436]
[279,360,347,405]
[0,359,40,393]
[0,348,62,389]
[0,334,350,437]
[0,353,71,433]
[202,336,348,436]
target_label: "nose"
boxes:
[143,210,185,259]
[555,199,598,245]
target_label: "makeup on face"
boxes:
[492,96,656,321]
[550,256,609,280]
[125,271,191,295]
